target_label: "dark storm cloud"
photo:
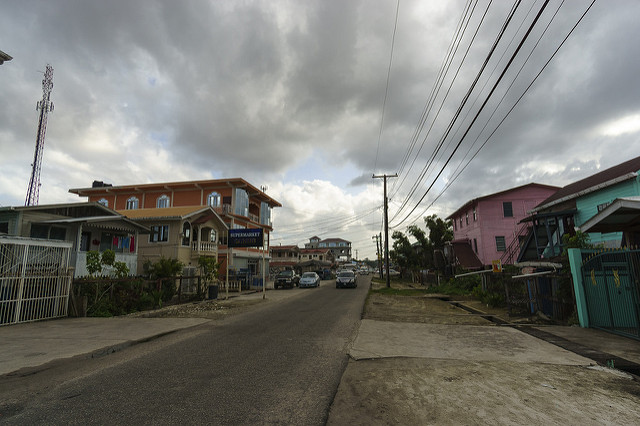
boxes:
[1,0,639,256]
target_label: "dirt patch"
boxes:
[127,298,264,320]
[328,280,640,425]
[364,293,492,325]
[328,358,640,426]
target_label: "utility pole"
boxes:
[372,234,382,279]
[372,173,397,287]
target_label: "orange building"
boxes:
[69,179,281,282]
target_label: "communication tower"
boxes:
[25,64,54,206]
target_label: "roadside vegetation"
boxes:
[71,255,212,317]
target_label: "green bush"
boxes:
[143,257,183,303]
[74,277,160,317]
[137,293,156,311]
[424,274,481,296]
[88,298,116,317]
[472,285,505,308]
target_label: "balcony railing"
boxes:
[213,203,272,226]
[192,241,217,253]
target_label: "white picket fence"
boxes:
[0,237,73,326]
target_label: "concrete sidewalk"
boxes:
[0,317,209,376]
[0,287,308,377]
[328,306,640,424]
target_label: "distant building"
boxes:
[305,236,351,262]
[269,245,300,272]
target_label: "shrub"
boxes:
[472,285,505,308]
[143,257,184,302]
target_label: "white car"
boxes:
[299,272,320,288]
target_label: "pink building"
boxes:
[446,183,559,267]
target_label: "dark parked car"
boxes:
[274,269,299,289]
[336,270,357,289]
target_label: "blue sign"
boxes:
[228,228,264,248]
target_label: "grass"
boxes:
[370,287,431,297]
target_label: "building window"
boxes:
[503,202,513,218]
[98,198,108,207]
[208,192,221,207]
[473,208,477,221]
[459,217,463,228]
[465,212,469,225]
[210,229,217,243]
[260,201,271,226]
[182,222,191,246]
[150,225,169,242]
[454,220,457,231]
[30,224,49,239]
[0,222,8,234]
[49,227,66,241]
[495,236,506,252]
[126,196,139,210]
[234,188,249,216]
[157,195,170,208]
[473,238,478,253]
[80,232,91,251]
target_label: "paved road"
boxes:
[0,278,370,425]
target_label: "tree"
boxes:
[424,214,453,250]
[561,230,593,255]
[390,230,416,276]
[407,224,433,270]
[198,256,219,298]
[389,214,454,281]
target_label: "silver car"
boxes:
[299,271,320,288]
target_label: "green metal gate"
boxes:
[580,249,640,339]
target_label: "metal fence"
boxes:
[580,249,640,340]
[504,273,574,321]
[0,237,73,326]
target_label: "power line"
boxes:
[410,0,597,223]
[390,0,524,224]
[390,0,500,207]
[373,0,401,175]
[390,0,477,189]
[391,0,552,229]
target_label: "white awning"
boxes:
[578,197,640,233]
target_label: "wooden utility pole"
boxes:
[372,173,397,288]
[372,234,382,279]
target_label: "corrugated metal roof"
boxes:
[534,156,640,211]
[117,206,207,219]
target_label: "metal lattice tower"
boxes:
[25,64,54,206]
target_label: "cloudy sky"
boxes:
[1,0,639,259]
